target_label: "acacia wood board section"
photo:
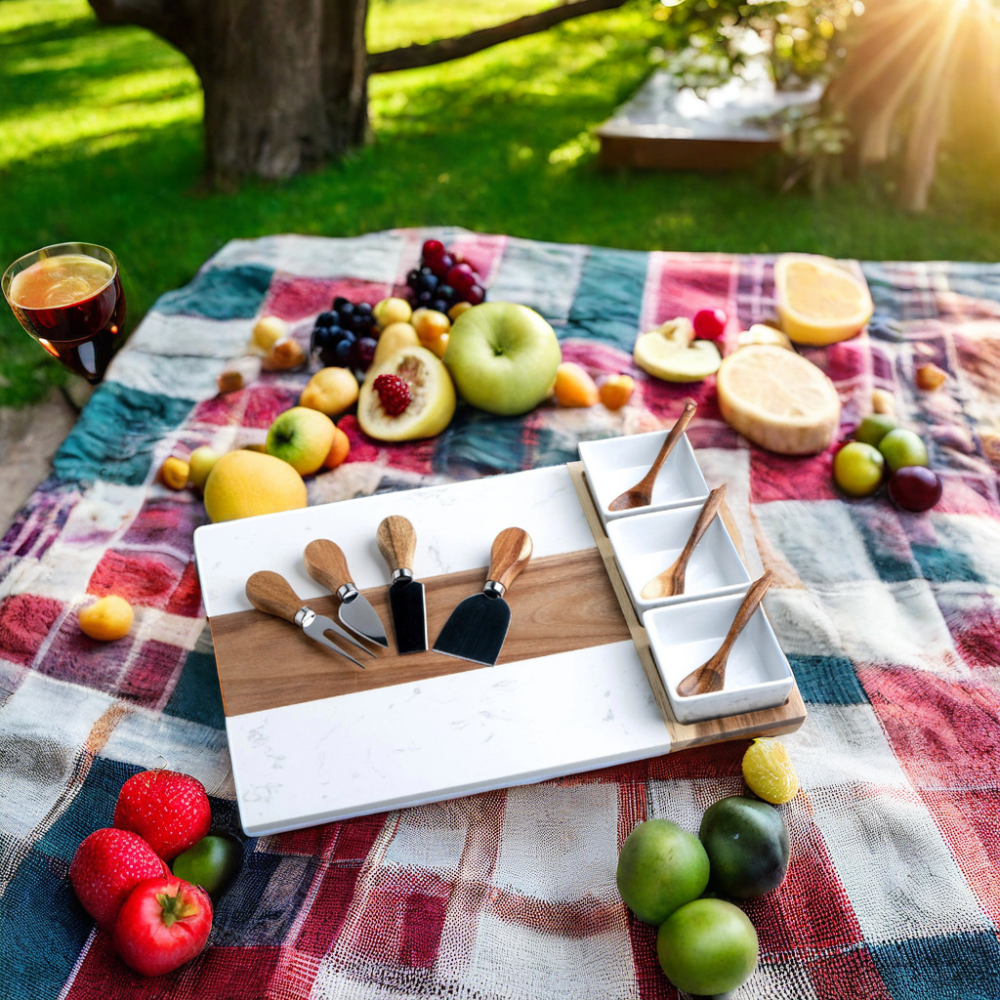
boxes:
[210,546,631,716]
[567,462,807,750]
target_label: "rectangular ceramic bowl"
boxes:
[644,591,794,724]
[578,430,709,529]
[607,504,751,617]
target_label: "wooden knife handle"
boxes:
[304,538,353,593]
[376,516,416,574]
[246,571,303,623]
[488,527,533,592]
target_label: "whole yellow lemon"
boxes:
[203,449,308,523]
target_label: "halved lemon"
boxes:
[716,345,840,455]
[775,254,873,346]
[634,319,722,383]
[742,737,799,805]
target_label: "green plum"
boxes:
[878,428,928,473]
[172,834,241,899]
[853,413,897,448]
[656,898,759,995]
[833,442,885,497]
[616,819,710,925]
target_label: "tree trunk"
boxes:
[91,0,368,180]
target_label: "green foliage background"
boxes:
[1,0,998,406]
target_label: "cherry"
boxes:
[888,466,943,512]
[446,264,476,292]
[693,308,727,341]
[421,239,445,260]
[465,283,485,306]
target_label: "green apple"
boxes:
[444,302,561,416]
[266,406,336,475]
[188,446,221,490]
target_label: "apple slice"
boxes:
[634,319,722,383]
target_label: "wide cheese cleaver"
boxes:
[376,515,427,654]
[304,539,389,647]
[433,527,533,666]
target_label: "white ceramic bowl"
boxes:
[578,430,709,529]
[608,504,750,617]
[644,590,793,724]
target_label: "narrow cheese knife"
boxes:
[433,527,532,666]
[303,539,389,647]
[245,570,370,668]
[376,515,427,654]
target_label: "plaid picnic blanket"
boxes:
[2,229,999,1000]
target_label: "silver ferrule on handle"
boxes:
[484,579,506,599]
[337,583,359,603]
[294,607,315,628]
[391,568,414,584]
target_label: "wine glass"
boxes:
[2,242,127,384]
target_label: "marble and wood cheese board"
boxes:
[194,463,805,836]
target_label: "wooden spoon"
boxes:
[640,484,727,600]
[676,570,773,697]
[608,401,697,512]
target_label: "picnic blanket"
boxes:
[2,229,999,1000]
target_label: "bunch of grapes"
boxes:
[405,240,486,316]
[310,297,379,372]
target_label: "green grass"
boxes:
[2,0,999,406]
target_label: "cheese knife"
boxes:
[433,527,532,666]
[303,539,389,647]
[245,570,370,668]
[376,515,427,654]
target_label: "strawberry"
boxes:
[114,875,213,977]
[69,828,170,929]
[114,770,211,861]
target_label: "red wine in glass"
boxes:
[2,243,127,384]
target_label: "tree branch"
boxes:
[88,0,196,61]
[368,0,628,75]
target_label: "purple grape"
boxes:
[888,466,942,512]
[356,336,377,370]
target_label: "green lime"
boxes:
[656,898,759,995]
[616,819,710,925]
[854,413,897,448]
[172,834,241,898]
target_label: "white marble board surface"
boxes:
[194,465,671,836]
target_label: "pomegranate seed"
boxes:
[693,308,727,341]
[373,374,411,416]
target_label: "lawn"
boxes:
[2,0,999,407]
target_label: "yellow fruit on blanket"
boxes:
[188,447,221,490]
[372,322,421,371]
[159,457,189,490]
[78,596,134,641]
[373,297,412,330]
[203,450,308,522]
[599,374,635,410]
[412,308,451,344]
[742,738,799,804]
[554,362,599,407]
[357,346,456,442]
[266,406,336,475]
[324,426,351,469]
[774,254,873,346]
[716,345,840,455]
[300,367,359,416]
[252,316,289,351]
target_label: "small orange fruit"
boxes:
[448,301,473,322]
[79,595,134,641]
[159,456,189,490]
[599,374,635,411]
[553,362,599,408]
[324,426,351,469]
[411,308,451,345]
[427,333,449,359]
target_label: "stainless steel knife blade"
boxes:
[432,527,532,666]
[304,539,389,647]
[377,516,428,655]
